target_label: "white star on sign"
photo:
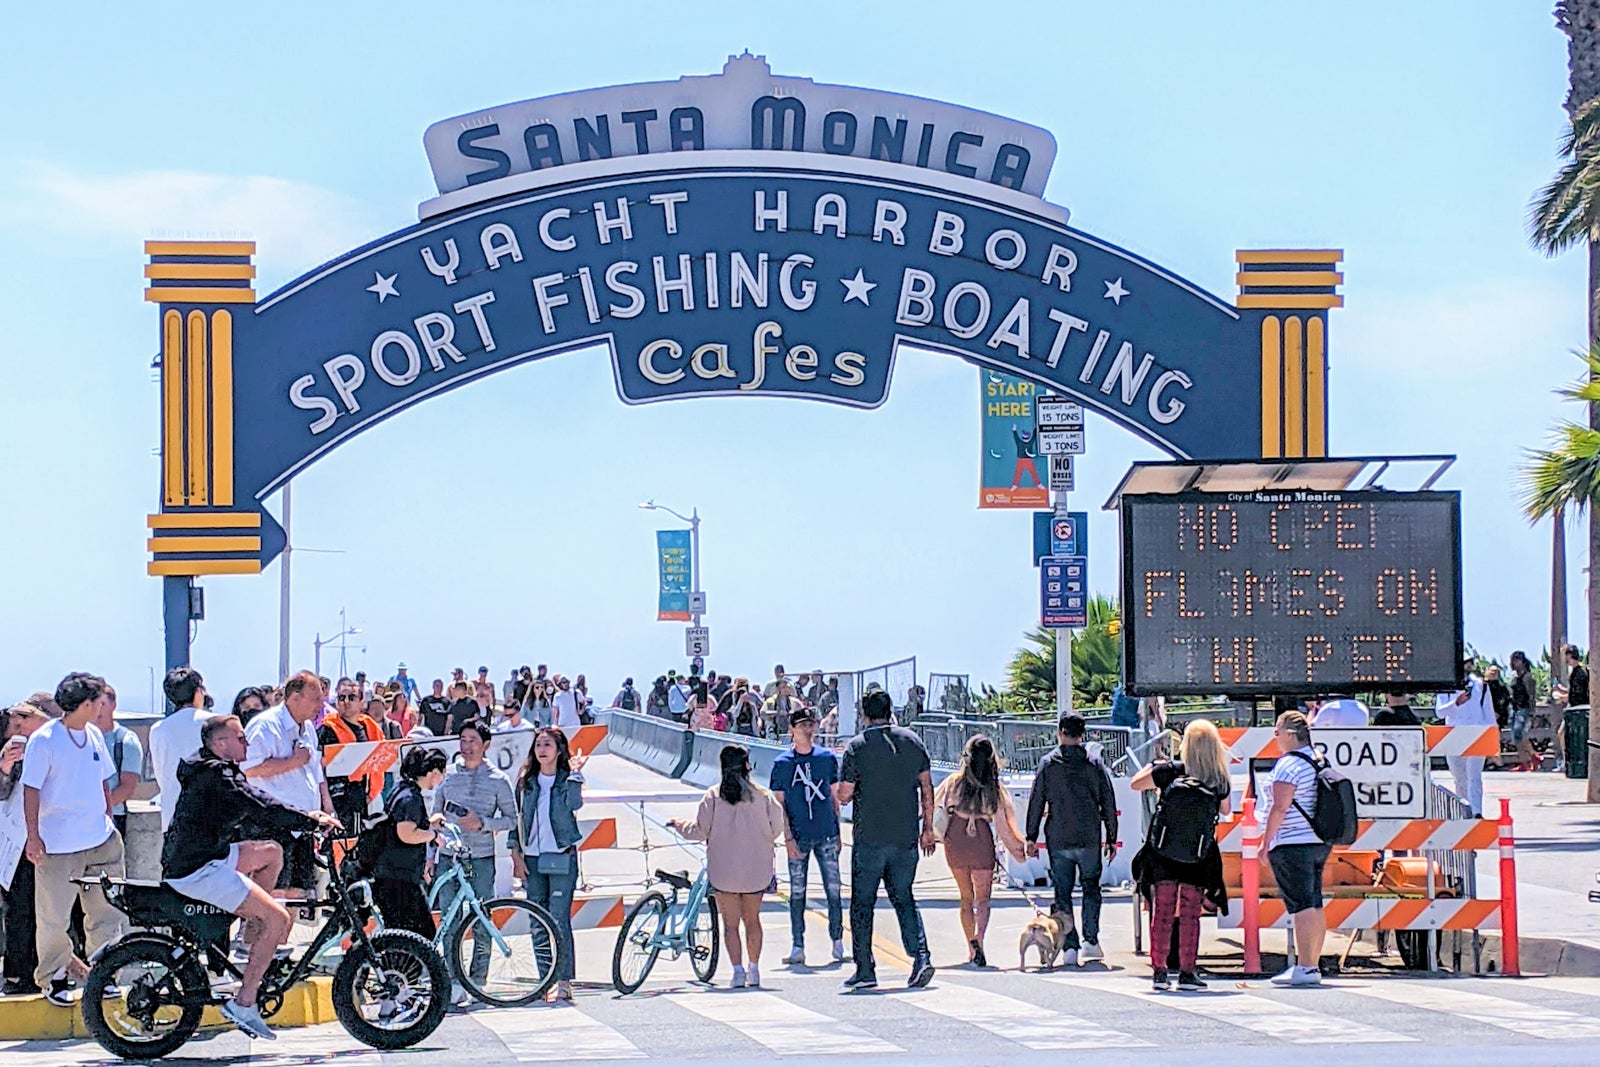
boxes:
[367,271,399,303]
[1103,277,1130,305]
[840,268,877,306]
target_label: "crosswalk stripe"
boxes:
[1346,980,1600,1041]
[662,989,903,1055]
[902,981,1154,1049]
[1523,976,1600,1000]
[247,1023,384,1064]
[489,1002,646,1061]
[1051,976,1415,1044]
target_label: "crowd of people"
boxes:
[0,648,1565,1030]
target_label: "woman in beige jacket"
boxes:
[669,745,785,989]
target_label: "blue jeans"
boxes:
[438,855,497,982]
[849,841,926,975]
[1048,846,1103,950]
[788,837,844,944]
[523,856,577,980]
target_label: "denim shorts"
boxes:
[1510,708,1530,742]
[1268,843,1331,915]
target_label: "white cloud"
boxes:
[0,163,381,281]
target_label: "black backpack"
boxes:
[344,781,414,881]
[1148,776,1221,864]
[1286,750,1359,845]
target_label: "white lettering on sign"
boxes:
[1310,727,1426,819]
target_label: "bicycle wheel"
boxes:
[445,896,559,1006]
[332,930,449,1050]
[83,936,206,1060]
[687,893,720,983]
[612,890,668,994]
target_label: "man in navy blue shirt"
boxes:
[769,708,843,966]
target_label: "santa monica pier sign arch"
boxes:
[144,54,1342,668]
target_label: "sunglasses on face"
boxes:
[338,693,362,702]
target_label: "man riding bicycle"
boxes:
[163,713,340,1040]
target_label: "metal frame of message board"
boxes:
[1118,488,1465,698]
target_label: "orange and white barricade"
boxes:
[1217,781,1520,975]
[1217,725,1499,763]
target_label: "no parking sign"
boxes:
[1050,512,1088,557]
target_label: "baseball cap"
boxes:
[26,691,64,718]
[478,666,489,673]
[790,708,816,726]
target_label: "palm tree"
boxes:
[1530,3,1600,794]
[1520,345,1600,799]
[1003,594,1121,711]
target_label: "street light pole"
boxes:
[313,614,360,680]
[278,482,292,684]
[640,501,703,628]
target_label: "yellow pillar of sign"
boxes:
[1236,251,1342,459]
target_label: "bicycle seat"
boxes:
[655,869,694,890]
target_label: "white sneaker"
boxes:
[1270,966,1298,986]
[729,965,747,989]
[1289,966,1322,987]
[746,964,760,988]
[221,999,276,1041]
[450,982,472,1007]
[1079,941,1104,963]
[783,945,806,965]
[831,939,846,962]
[1061,949,1079,968]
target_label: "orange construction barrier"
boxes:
[1239,795,1262,974]
[1497,797,1520,977]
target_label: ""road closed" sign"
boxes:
[1310,727,1428,819]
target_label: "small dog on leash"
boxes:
[1018,907,1075,971]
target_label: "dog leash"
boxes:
[996,845,1053,917]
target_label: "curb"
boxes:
[1479,933,1600,977]
[0,976,335,1041]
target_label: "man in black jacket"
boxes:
[1024,712,1118,966]
[164,715,338,1041]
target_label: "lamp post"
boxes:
[639,501,702,628]
[313,608,361,679]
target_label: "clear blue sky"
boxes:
[0,2,1586,712]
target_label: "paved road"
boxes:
[8,969,1600,1066]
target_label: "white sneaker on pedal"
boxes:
[1079,941,1104,963]
[782,945,806,965]
[221,999,276,1041]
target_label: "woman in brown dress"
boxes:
[935,734,1028,966]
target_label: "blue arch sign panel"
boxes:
[144,54,1341,583]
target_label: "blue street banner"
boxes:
[979,370,1049,509]
[1041,555,1088,628]
[656,530,691,621]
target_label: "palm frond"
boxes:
[1528,96,1600,254]
[1554,343,1600,404]
[1518,421,1600,520]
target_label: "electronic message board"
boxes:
[1121,491,1463,697]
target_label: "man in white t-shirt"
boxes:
[551,677,582,733]
[1442,656,1494,816]
[243,671,334,891]
[148,668,224,832]
[20,672,126,1006]
[1260,710,1328,988]
[1309,698,1369,727]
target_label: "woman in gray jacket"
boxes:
[514,726,587,1002]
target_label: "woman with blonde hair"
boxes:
[1130,718,1232,992]
[934,734,1028,967]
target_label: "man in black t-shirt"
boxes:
[1373,691,1421,727]
[837,689,934,991]
[443,682,478,736]
[418,680,451,736]
[1566,645,1590,708]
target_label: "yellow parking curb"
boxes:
[0,976,335,1041]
